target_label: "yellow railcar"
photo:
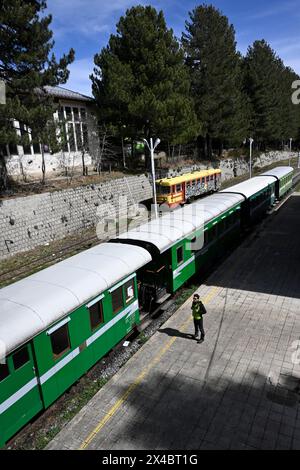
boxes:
[156,169,222,207]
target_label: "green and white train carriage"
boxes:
[258,166,293,200]
[220,176,277,224]
[0,243,151,447]
[0,166,291,446]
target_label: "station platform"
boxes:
[47,194,300,450]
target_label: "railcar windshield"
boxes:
[156,184,170,195]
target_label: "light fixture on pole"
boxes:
[143,137,160,219]
[249,138,254,178]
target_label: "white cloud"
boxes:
[48,0,147,37]
[247,0,299,20]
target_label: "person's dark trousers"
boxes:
[194,318,205,339]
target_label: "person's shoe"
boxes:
[200,336,205,342]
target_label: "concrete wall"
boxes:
[6,151,93,178]
[157,151,297,181]
[0,174,152,260]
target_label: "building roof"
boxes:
[156,169,222,187]
[220,176,275,199]
[0,243,151,355]
[43,86,93,102]
[258,166,294,180]
[116,193,243,254]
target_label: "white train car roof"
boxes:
[0,243,151,355]
[258,166,294,179]
[117,192,243,254]
[220,176,275,199]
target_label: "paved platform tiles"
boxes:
[47,194,300,450]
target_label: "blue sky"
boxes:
[46,0,300,96]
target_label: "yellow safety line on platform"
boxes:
[79,286,220,450]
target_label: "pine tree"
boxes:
[91,5,199,166]
[182,4,248,158]
[0,0,75,189]
[243,40,281,147]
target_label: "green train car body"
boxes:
[258,166,294,200]
[0,244,150,447]
[0,166,294,446]
[170,202,242,292]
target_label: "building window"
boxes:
[73,107,79,120]
[13,346,30,370]
[89,301,104,330]
[0,363,9,382]
[82,123,89,150]
[58,107,65,121]
[177,246,184,265]
[75,123,82,149]
[112,286,123,314]
[50,324,71,359]
[65,106,72,120]
[80,108,86,120]
[68,123,75,151]
[124,279,135,304]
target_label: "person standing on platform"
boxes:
[191,293,206,342]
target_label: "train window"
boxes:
[210,175,214,180]
[112,286,123,314]
[13,346,30,370]
[176,184,182,192]
[157,185,170,195]
[50,324,70,359]
[204,230,208,245]
[176,246,184,265]
[89,301,104,330]
[124,279,135,304]
[0,363,9,382]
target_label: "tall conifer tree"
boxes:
[91,5,199,165]
[0,0,74,189]
[182,4,248,158]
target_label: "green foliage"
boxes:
[243,40,300,147]
[182,4,249,156]
[91,5,200,152]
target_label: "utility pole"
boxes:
[289,138,293,166]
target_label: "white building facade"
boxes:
[2,86,99,178]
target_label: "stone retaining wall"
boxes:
[0,174,152,260]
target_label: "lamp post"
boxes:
[143,137,160,219]
[289,138,293,166]
[249,138,254,178]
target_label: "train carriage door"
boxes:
[182,181,186,203]
[0,343,43,446]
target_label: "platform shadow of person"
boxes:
[158,327,194,340]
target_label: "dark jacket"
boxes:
[192,300,206,320]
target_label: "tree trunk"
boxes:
[0,152,9,192]
[121,136,126,168]
[206,134,212,160]
[167,142,171,162]
[81,149,86,176]
[41,144,46,185]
